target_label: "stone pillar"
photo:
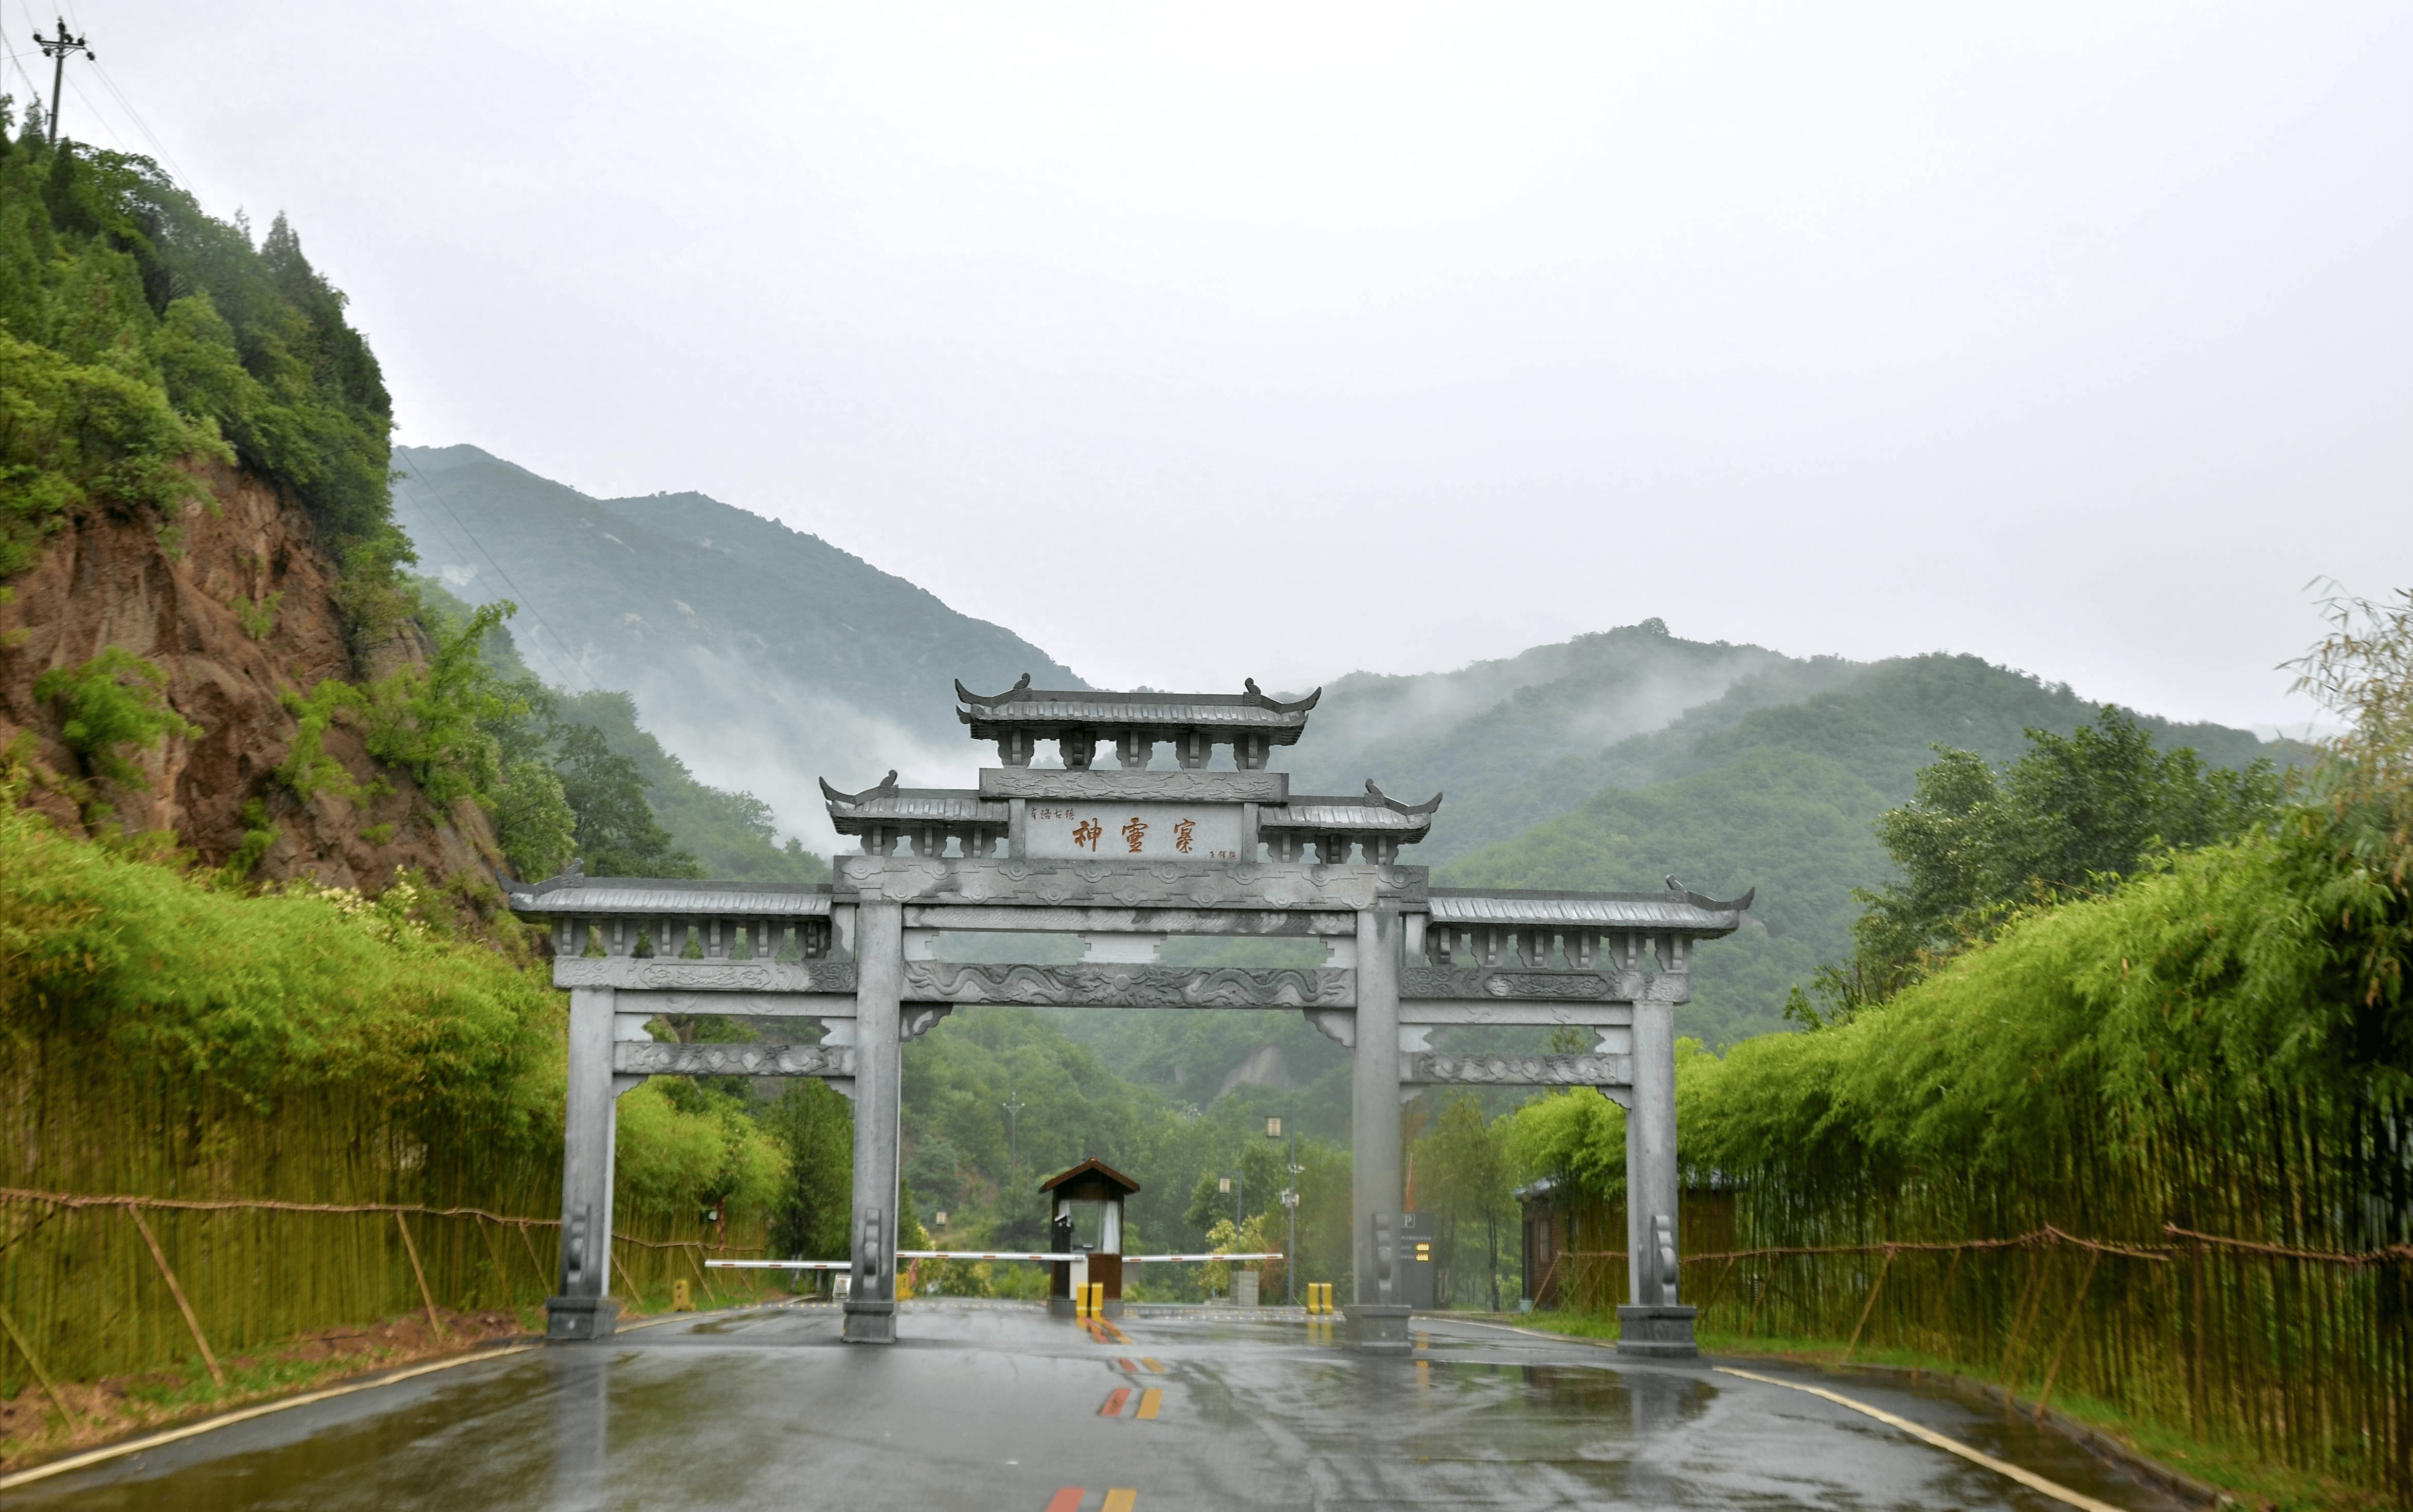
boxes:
[1618,939,1696,1356]
[548,985,620,1340]
[1346,906,1412,1355]
[843,899,905,1343]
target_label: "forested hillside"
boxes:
[390,444,1084,849]
[1434,647,2303,1043]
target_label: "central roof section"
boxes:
[958,673,1319,770]
[823,675,1437,863]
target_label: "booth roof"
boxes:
[1038,1156,1142,1197]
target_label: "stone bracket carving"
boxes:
[612,1042,855,1078]
[902,905,1356,937]
[836,857,1428,909]
[902,1005,954,1040]
[902,962,1353,1008]
[1398,966,1688,1004]
[1303,1008,1355,1047]
[555,958,860,993]
[1402,1052,1633,1087]
[978,769,1289,802]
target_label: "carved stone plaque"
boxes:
[613,1042,855,1078]
[900,962,1353,1008]
[1022,803,1246,862]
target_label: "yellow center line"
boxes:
[1136,1388,1162,1420]
[1103,1490,1138,1512]
[1139,1357,1165,1373]
[1712,1368,2127,1512]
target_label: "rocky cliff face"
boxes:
[1,461,503,892]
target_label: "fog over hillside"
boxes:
[393,445,1085,849]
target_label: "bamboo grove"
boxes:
[0,779,785,1395]
[1506,593,2413,1500]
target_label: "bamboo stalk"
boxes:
[2034,1249,2103,1420]
[125,1207,226,1388]
[1842,1248,1896,1362]
[0,1293,71,1427]
[393,1213,449,1342]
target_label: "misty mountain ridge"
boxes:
[392,444,1083,849]
[395,440,2299,1058]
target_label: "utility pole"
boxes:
[34,20,94,146]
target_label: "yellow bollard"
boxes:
[1089,1282,1106,1316]
[672,1279,695,1313]
[1075,1283,1091,1318]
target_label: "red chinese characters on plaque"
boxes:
[1025,803,1245,860]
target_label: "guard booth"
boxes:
[1044,1158,1138,1318]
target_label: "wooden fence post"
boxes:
[125,1207,225,1388]
[1742,1253,1786,1340]
[516,1220,552,1295]
[1919,1248,1965,1383]
[0,1294,71,1426]
[2033,1249,2103,1420]
[683,1243,720,1305]
[1842,1247,1897,1362]
[394,1212,449,1342]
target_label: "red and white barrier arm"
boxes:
[707,1251,1285,1269]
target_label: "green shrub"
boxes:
[32,646,197,789]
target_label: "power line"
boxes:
[392,450,595,694]
[88,57,187,182]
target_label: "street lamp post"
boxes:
[1268,1115,1299,1305]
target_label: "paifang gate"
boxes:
[506,678,1752,1357]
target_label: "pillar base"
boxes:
[545,1296,619,1341]
[841,1298,897,1343]
[1047,1298,1126,1319]
[1346,1303,1415,1355]
[1615,1304,1698,1358]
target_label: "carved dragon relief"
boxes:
[553,959,859,994]
[1396,967,1690,1004]
[978,769,1287,802]
[901,962,1352,1009]
[613,1042,855,1078]
[1404,1053,1633,1087]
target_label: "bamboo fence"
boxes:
[1539,1207,2410,1499]
[0,1056,776,1404]
[0,1187,768,1394]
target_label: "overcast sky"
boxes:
[21,2,2410,730]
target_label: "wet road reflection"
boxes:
[12,1304,2190,1511]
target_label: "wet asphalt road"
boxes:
[17,1301,2191,1511]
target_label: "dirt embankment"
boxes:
[0,460,504,891]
